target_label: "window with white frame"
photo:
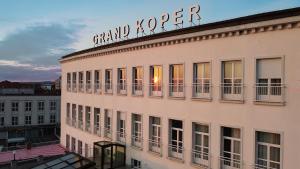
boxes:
[25,115,31,125]
[193,62,211,98]
[72,72,77,92]
[11,102,19,112]
[85,106,91,132]
[222,60,243,100]
[169,119,184,159]
[38,115,44,124]
[117,68,127,94]
[67,73,71,91]
[132,66,143,95]
[132,114,142,148]
[24,101,32,112]
[78,105,83,130]
[255,131,281,169]
[149,65,163,96]
[66,134,70,150]
[149,116,161,153]
[104,109,112,138]
[117,111,126,143]
[72,104,77,127]
[256,58,283,103]
[94,70,101,93]
[50,114,56,123]
[94,108,101,136]
[12,116,18,125]
[66,103,71,125]
[71,137,76,152]
[192,123,209,167]
[38,101,44,111]
[79,72,84,92]
[0,117,4,126]
[221,127,242,169]
[78,140,83,155]
[169,64,184,97]
[131,159,141,169]
[86,71,92,92]
[0,102,4,112]
[50,101,56,111]
[105,69,113,93]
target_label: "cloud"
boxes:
[0,22,85,81]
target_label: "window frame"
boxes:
[117,67,127,95]
[132,66,144,96]
[192,61,212,99]
[169,63,185,98]
[149,65,163,97]
[105,69,113,94]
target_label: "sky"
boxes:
[0,0,300,81]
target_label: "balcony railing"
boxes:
[117,82,127,95]
[77,120,83,130]
[86,83,92,93]
[94,125,101,136]
[94,83,102,94]
[132,83,143,96]
[78,83,84,93]
[149,83,163,97]
[169,83,185,97]
[72,83,77,92]
[168,144,184,160]
[220,156,242,169]
[116,131,126,143]
[221,83,244,101]
[192,82,212,99]
[254,83,284,103]
[104,127,112,139]
[105,82,113,94]
[148,139,162,154]
[131,135,143,148]
[192,149,209,168]
[85,123,91,133]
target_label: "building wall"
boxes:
[60,20,300,169]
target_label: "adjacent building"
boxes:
[60,7,300,169]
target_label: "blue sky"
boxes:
[0,0,300,81]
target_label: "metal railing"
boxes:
[132,83,143,96]
[254,83,284,103]
[116,131,126,143]
[105,82,113,94]
[220,156,242,169]
[72,83,77,92]
[148,139,162,154]
[149,83,163,97]
[86,83,92,93]
[220,83,244,100]
[253,164,280,169]
[192,82,212,99]
[169,83,185,97]
[85,123,92,133]
[131,135,143,148]
[191,149,210,168]
[78,83,84,93]
[94,125,101,136]
[104,127,112,138]
[94,83,102,94]
[77,120,83,130]
[117,83,127,95]
[168,144,184,160]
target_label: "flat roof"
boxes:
[61,7,300,60]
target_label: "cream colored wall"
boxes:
[60,27,300,169]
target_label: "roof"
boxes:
[61,7,300,60]
[0,81,33,89]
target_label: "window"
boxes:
[193,62,211,98]
[78,105,83,130]
[11,102,19,112]
[192,123,209,167]
[25,101,32,112]
[85,143,89,158]
[66,103,71,125]
[25,115,31,125]
[50,101,56,111]
[132,114,142,148]
[11,116,18,125]
[0,102,4,112]
[38,115,44,124]
[79,72,84,92]
[72,72,77,92]
[149,116,161,154]
[117,111,126,143]
[50,114,56,123]
[0,117,4,126]
[78,140,83,155]
[131,159,141,169]
[66,134,70,150]
[104,109,112,138]
[38,101,45,111]
[94,108,101,136]
[105,69,113,93]
[255,131,281,169]
[221,60,243,100]
[67,73,71,91]
[86,71,92,93]
[132,66,143,96]
[85,106,91,132]
[72,104,77,127]
[221,127,242,168]
[71,137,76,152]
[256,58,283,103]
[149,65,163,96]
[117,68,127,94]
[169,64,184,97]
[169,119,183,159]
[94,70,101,93]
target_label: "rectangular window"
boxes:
[132,114,142,148]
[0,102,4,112]
[78,105,83,130]
[86,71,92,93]
[256,58,283,103]
[78,140,83,155]
[117,111,126,143]
[131,159,141,169]
[85,106,91,132]
[169,64,184,97]
[72,72,77,92]
[38,115,44,124]
[50,114,56,123]
[169,119,183,159]
[94,108,101,136]
[72,104,77,127]
[94,70,101,94]
[117,68,127,94]
[0,117,4,126]
[25,115,31,125]
[132,66,143,96]
[105,69,113,93]
[104,109,112,138]
[11,102,19,112]
[66,103,71,125]
[66,134,70,150]
[193,62,211,98]
[221,127,242,168]
[192,123,209,167]
[50,101,56,111]
[79,71,84,92]
[12,116,18,125]
[149,116,161,154]
[150,65,163,96]
[38,101,45,111]
[71,137,76,152]
[24,101,32,112]
[67,73,71,91]
[255,131,281,169]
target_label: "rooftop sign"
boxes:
[93,4,201,47]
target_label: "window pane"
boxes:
[258,144,267,159]
[234,61,242,78]
[270,147,280,162]
[204,63,210,78]
[224,62,232,78]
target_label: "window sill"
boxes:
[104,92,113,95]
[191,97,212,102]
[168,96,185,100]
[190,163,209,169]
[167,156,184,163]
[219,99,244,104]
[131,94,144,97]
[149,95,164,99]
[253,101,285,106]
[117,93,127,96]
[130,145,143,151]
[147,150,162,157]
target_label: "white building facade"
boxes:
[60,8,300,169]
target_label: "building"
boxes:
[0,81,61,150]
[60,7,300,169]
